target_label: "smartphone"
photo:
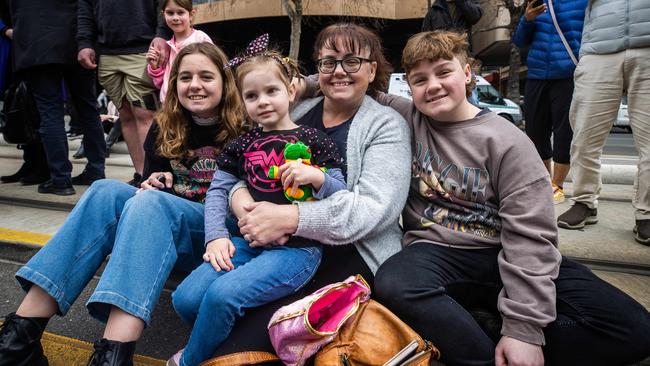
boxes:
[530,0,543,6]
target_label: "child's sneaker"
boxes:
[552,184,565,204]
[166,348,183,366]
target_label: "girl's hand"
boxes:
[204,238,236,272]
[139,172,173,191]
[278,159,325,196]
[239,202,298,247]
[524,0,546,21]
[146,46,160,68]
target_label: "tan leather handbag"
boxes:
[199,351,280,366]
[314,299,442,366]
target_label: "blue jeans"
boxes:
[375,243,650,366]
[15,179,206,324]
[172,239,322,366]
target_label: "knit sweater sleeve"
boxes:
[495,136,562,345]
[294,99,411,245]
[77,0,96,51]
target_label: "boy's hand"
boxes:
[146,46,160,69]
[524,0,547,21]
[495,336,544,366]
[204,238,236,272]
[278,159,325,196]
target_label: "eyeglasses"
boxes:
[316,56,373,74]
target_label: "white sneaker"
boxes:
[166,348,184,366]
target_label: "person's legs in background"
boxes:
[65,64,106,185]
[524,79,563,202]
[625,47,650,245]
[558,52,624,229]
[548,78,574,204]
[22,66,75,196]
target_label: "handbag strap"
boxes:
[199,351,280,366]
[547,0,578,65]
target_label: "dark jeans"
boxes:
[375,243,650,366]
[22,65,106,185]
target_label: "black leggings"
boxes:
[524,78,574,164]
[374,243,650,366]
[211,244,373,357]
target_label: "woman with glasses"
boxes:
[209,23,412,357]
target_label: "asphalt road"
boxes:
[605,129,638,157]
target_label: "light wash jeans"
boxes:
[15,179,206,324]
[172,238,322,366]
[569,48,650,219]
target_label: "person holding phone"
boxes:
[512,0,588,205]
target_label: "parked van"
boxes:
[387,73,524,127]
[474,76,523,126]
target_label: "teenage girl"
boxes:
[147,0,213,103]
[167,49,347,366]
[0,41,246,366]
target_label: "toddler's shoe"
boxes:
[166,348,183,366]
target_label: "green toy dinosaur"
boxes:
[267,141,326,202]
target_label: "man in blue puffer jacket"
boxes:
[513,0,587,205]
[557,0,650,246]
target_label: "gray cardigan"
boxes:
[580,0,650,56]
[290,96,412,274]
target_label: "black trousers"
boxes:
[22,64,106,185]
[524,78,574,164]
[374,243,650,366]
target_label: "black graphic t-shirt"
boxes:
[143,121,221,203]
[216,125,343,204]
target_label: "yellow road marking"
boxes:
[0,228,50,247]
[40,332,165,366]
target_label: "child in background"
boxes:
[373,30,650,366]
[147,0,213,103]
[167,37,346,366]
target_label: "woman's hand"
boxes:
[524,0,547,21]
[238,202,298,247]
[231,186,255,220]
[139,172,173,191]
[278,159,325,195]
[204,238,236,272]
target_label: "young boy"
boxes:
[373,31,650,366]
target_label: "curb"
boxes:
[566,163,637,185]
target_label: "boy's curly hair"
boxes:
[402,31,476,97]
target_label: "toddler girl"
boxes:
[167,36,346,366]
[147,0,213,103]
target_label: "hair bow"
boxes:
[226,33,270,69]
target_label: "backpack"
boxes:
[0,81,41,144]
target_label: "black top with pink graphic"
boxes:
[216,126,343,204]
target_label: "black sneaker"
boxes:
[557,202,598,229]
[633,220,650,246]
[72,170,105,185]
[127,173,142,188]
[19,174,50,186]
[37,180,76,196]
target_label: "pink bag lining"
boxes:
[307,281,368,333]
